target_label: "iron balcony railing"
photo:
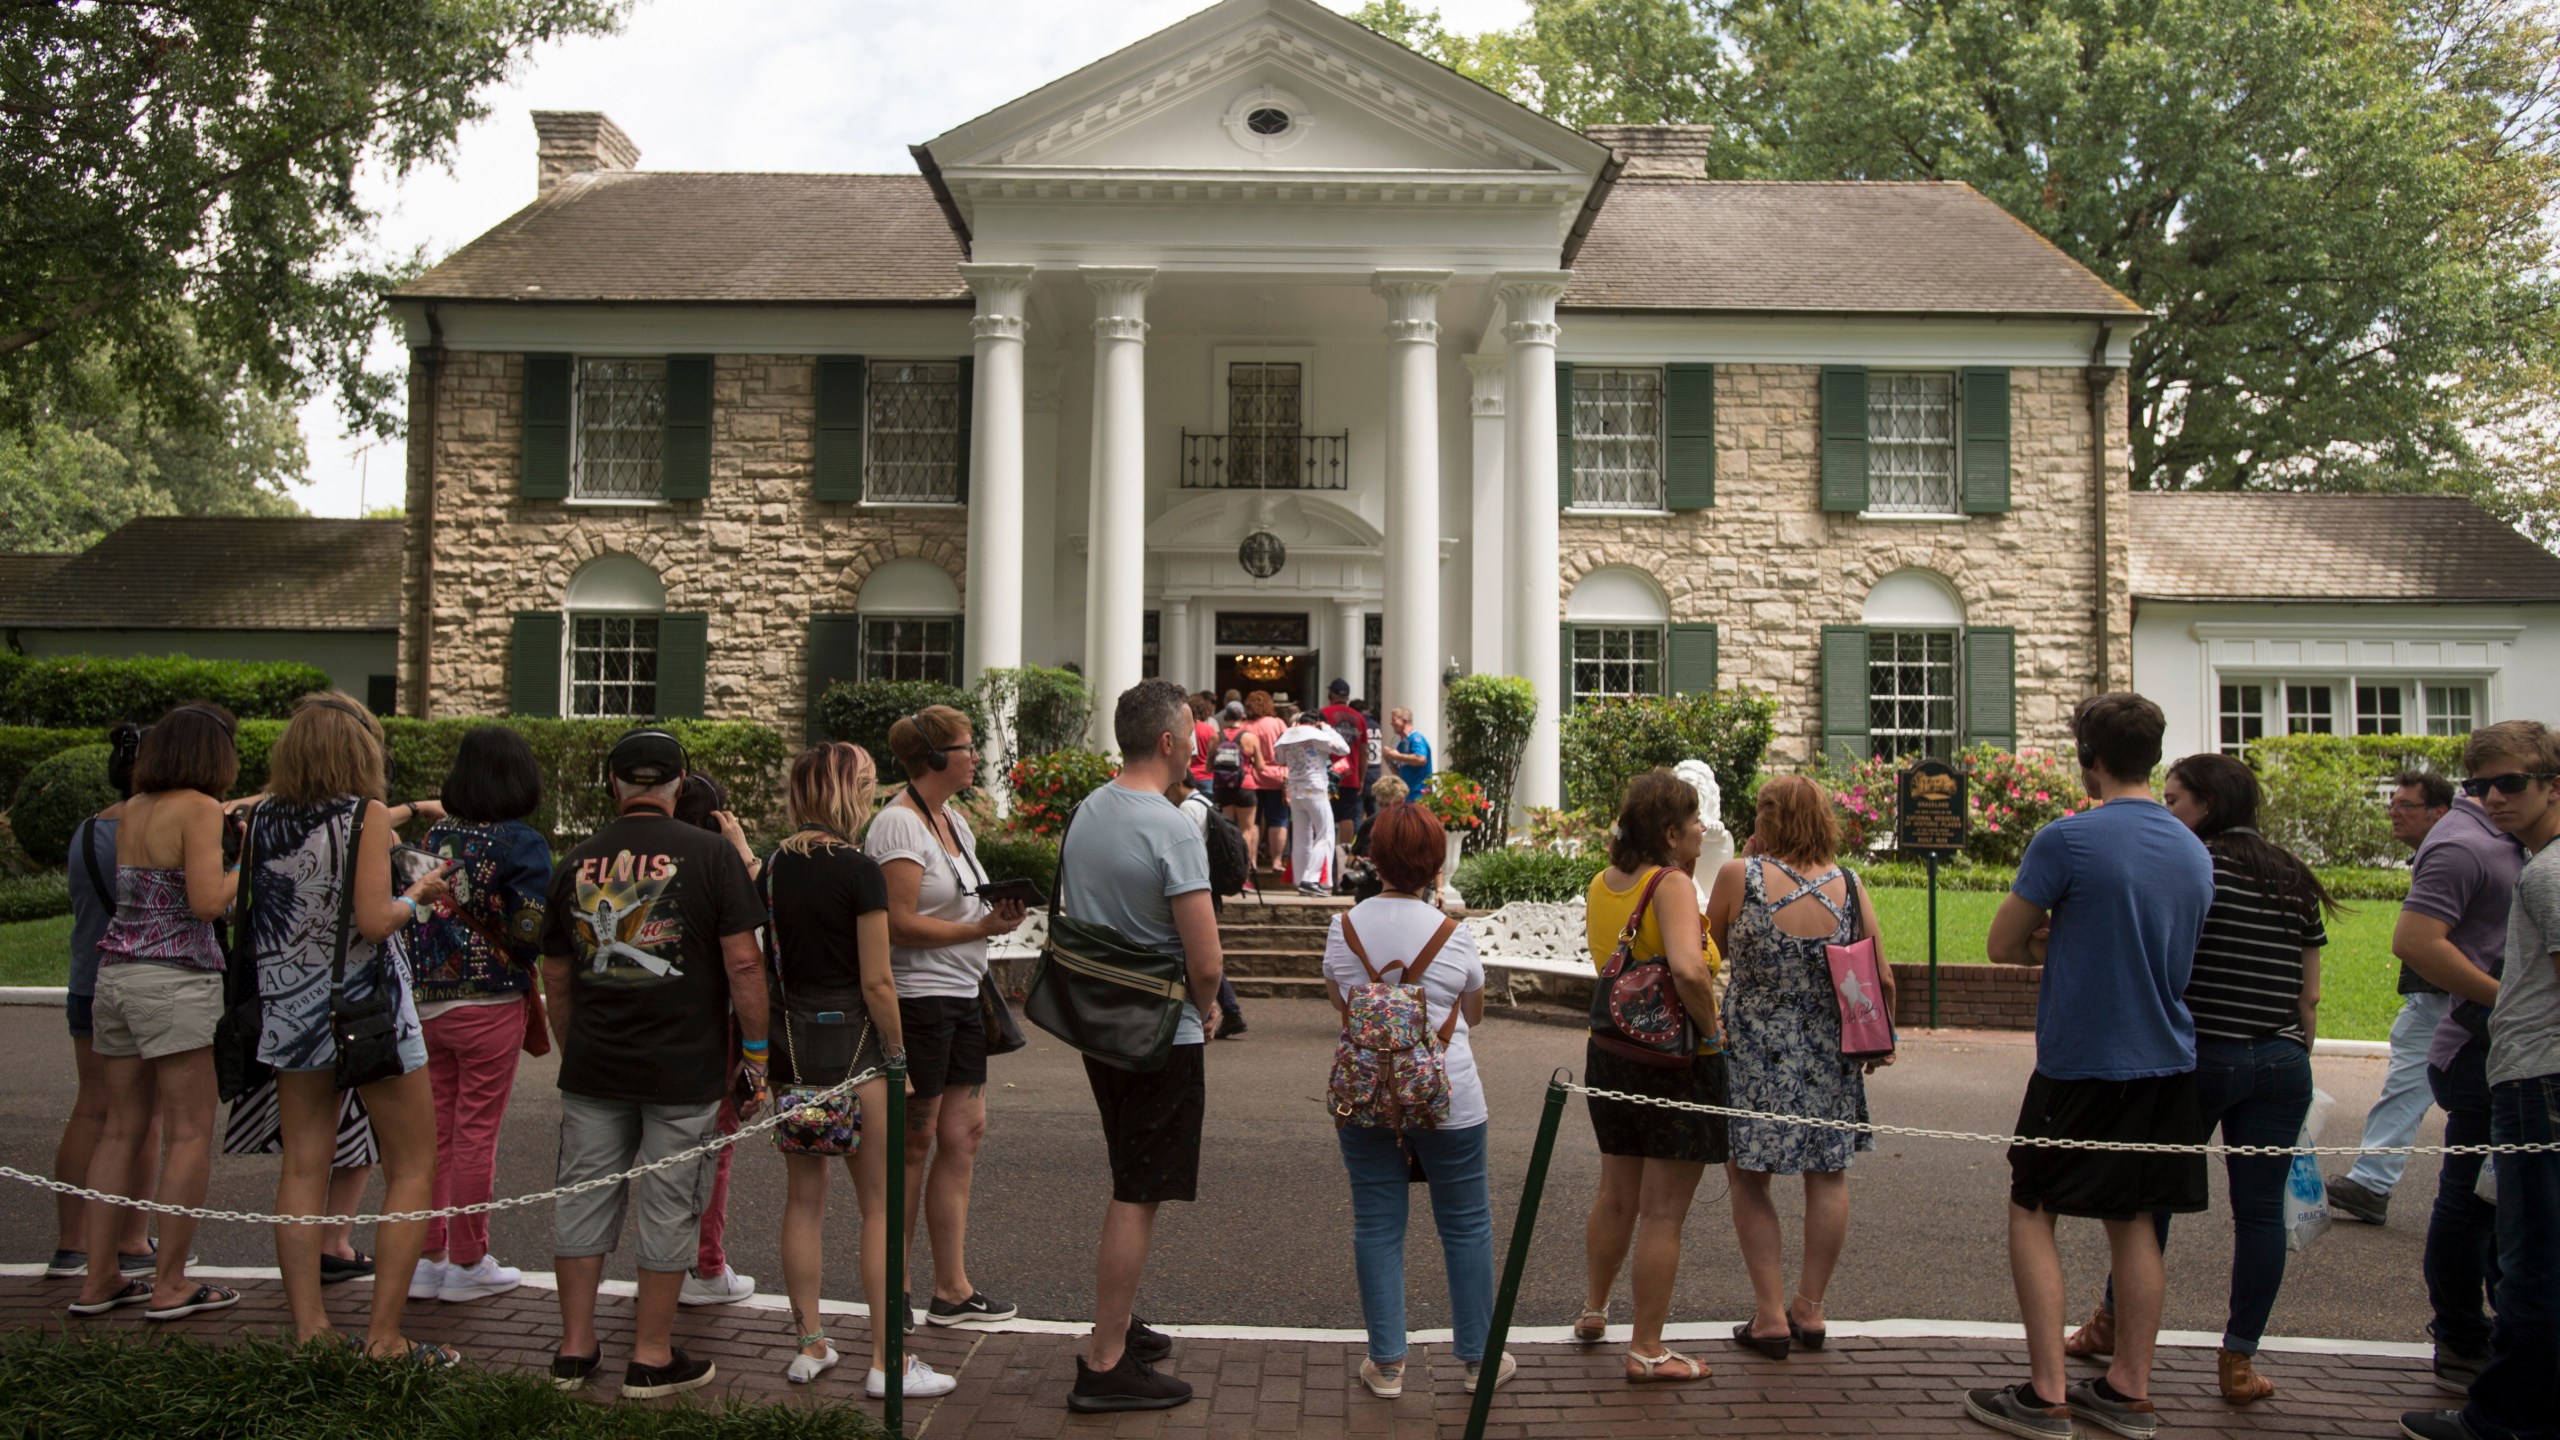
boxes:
[1179,430,1349,490]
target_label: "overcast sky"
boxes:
[292,0,1529,516]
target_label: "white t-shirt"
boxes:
[863,795,991,1000]
[1321,895,1489,1129]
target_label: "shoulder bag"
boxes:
[761,846,867,1157]
[1822,870,1898,1061]
[904,789,1029,1060]
[1587,867,1698,1069]
[1023,801,1190,1073]
[214,810,272,1103]
[331,800,410,1091]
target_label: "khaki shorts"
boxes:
[553,1091,722,1272]
[91,963,223,1061]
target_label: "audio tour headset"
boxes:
[300,695,399,790]
[905,713,947,772]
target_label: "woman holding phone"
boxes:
[866,705,1027,1330]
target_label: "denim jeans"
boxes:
[2464,1073,2560,1440]
[1337,1123,1495,1364]
[2427,1041,2503,1353]
[2343,992,2451,1196]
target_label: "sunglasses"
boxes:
[2459,773,2558,798]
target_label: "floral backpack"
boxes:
[1326,914,1462,1130]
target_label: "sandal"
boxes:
[1572,1307,1609,1345]
[145,1284,241,1321]
[377,1340,461,1367]
[1625,1348,1709,1384]
[2064,1302,2115,1359]
[1730,1321,1791,1361]
[1787,1296,1828,1351]
[319,1251,375,1285]
[2218,1350,2275,1405]
[65,1279,152,1317]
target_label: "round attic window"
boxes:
[1223,87,1313,154]
[1245,106,1292,137]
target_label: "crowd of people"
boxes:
[32,680,2560,1438]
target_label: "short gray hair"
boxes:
[1115,678,1191,758]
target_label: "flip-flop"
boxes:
[65,1279,152,1317]
[394,1341,462,1368]
[319,1251,375,1285]
[145,1284,241,1321]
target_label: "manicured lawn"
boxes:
[0,913,71,986]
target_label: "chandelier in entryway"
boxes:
[1238,528,1286,579]
[1236,653,1290,682]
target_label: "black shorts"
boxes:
[1329,793,1361,824]
[1585,1039,1731,1164]
[1254,790,1289,828]
[898,994,989,1100]
[1085,1045,1206,1204]
[2008,1070,2209,1220]
[1213,784,1248,810]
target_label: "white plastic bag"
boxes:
[2283,1087,2336,1254]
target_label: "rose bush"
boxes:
[1006,749,1117,836]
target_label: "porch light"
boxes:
[1239,529,1286,579]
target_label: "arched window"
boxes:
[856,558,962,684]
[1820,567,2011,763]
[564,555,666,718]
[1562,567,1715,708]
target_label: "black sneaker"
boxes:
[2327,1173,2390,1225]
[2064,1378,2159,1440]
[1127,1315,1173,1364]
[549,1352,601,1392]
[1961,1382,2073,1439]
[2402,1409,2485,1440]
[927,1290,1018,1327]
[623,1349,716,1400]
[1067,1349,1192,1413]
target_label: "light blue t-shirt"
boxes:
[1395,731,1434,795]
[1057,780,1214,1045]
[2010,798,2214,1081]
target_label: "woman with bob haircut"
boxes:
[766,744,949,1397]
[1321,802,1505,1400]
[1574,769,1727,1385]
[68,703,240,1322]
[243,692,453,1361]
[405,725,550,1306]
[1706,773,1891,1362]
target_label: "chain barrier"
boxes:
[0,1065,887,1228]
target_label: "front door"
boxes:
[1213,609,1316,709]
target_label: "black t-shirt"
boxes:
[765,841,889,1086]
[542,809,764,1105]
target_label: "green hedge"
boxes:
[0,725,101,801]
[1453,847,1607,908]
[0,654,334,728]
[816,679,986,780]
[1443,849,2415,909]
[10,745,117,867]
[1446,674,1536,849]
[1560,688,1778,839]
[975,827,1061,893]
[0,872,72,923]
[2250,733,2464,867]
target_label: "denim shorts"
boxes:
[66,990,94,1038]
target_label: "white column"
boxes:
[1165,597,1194,692]
[1082,267,1154,742]
[960,263,1033,682]
[1465,353,1508,678]
[1375,269,1451,747]
[1498,271,1570,812]
[1331,599,1366,702]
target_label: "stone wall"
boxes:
[1559,363,2132,766]
[400,351,967,736]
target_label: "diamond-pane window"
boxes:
[1571,368,1665,510]
[862,618,956,684]
[569,614,660,717]
[867,361,963,503]
[1867,373,1959,514]
[1571,626,1662,702]
[574,358,665,501]
[1869,629,1958,759]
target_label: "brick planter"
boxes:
[1893,961,2041,1031]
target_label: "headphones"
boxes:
[301,696,399,792]
[2075,743,2097,772]
[904,713,947,773]
[168,702,237,736]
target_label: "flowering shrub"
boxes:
[1006,749,1118,836]
[1815,744,2086,866]
[1526,805,1610,854]
[1419,772,1494,834]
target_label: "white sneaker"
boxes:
[678,1267,755,1306]
[438,1255,523,1303]
[406,1258,449,1301]
[866,1353,957,1399]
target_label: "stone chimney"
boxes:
[532,111,640,198]
[1582,123,1714,179]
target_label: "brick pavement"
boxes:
[0,1271,2453,1437]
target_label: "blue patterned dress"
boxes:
[1722,858,1874,1174]
[245,797,426,1077]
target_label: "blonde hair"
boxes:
[1369,774,1409,805]
[268,691,387,806]
[783,742,877,855]
[1753,774,1839,867]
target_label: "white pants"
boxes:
[1289,791,1334,889]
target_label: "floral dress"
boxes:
[1722,857,1873,1174]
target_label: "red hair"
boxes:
[1368,802,1447,894]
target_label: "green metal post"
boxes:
[884,1059,907,1437]
[1464,1071,1573,1440]
[1926,851,1940,1030]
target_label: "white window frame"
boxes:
[570,356,667,504]
[860,615,958,684]
[1569,624,1665,703]
[1567,365,1667,513]
[566,612,663,719]
[2216,676,2484,745]
[1865,370,1961,517]
[2217,682,2268,756]
[864,360,964,505]
[2424,683,2479,737]
[1867,626,1962,761]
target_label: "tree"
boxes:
[0,0,626,440]
[1356,0,2560,530]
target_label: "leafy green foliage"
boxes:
[2249,733,2465,866]
[9,744,115,866]
[0,724,100,802]
[1006,750,1120,837]
[975,828,1062,893]
[0,872,72,923]
[1452,846,1608,908]
[978,666,1094,777]
[816,680,986,780]
[1559,687,1778,835]
[0,654,334,728]
[1445,674,1537,846]
[1816,744,2088,865]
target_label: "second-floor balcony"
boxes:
[1179,430,1349,490]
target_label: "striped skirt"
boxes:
[222,1083,379,1167]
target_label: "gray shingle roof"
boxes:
[2128,493,2560,603]
[1563,178,2144,317]
[0,553,70,605]
[0,518,404,631]
[394,172,968,304]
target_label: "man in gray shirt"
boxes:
[1057,679,1226,1415]
[2404,718,2560,1440]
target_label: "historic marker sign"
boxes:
[1895,759,1969,856]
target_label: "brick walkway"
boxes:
[0,1271,2453,1437]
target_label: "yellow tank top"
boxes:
[1585,866,1721,976]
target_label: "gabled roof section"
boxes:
[2128,493,2560,603]
[0,518,405,632]
[0,553,71,606]
[1565,177,2144,318]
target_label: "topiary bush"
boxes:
[1452,846,1607,909]
[1445,675,1536,848]
[1560,687,1778,838]
[0,725,101,801]
[816,679,986,780]
[1007,750,1119,836]
[2250,733,2464,867]
[0,655,334,728]
[9,744,116,866]
[979,666,1094,776]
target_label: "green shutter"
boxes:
[806,614,863,741]
[954,356,974,504]
[1819,366,1869,513]
[520,355,571,499]
[661,354,713,499]
[949,612,967,684]
[1964,626,2018,752]
[654,612,709,720]
[1555,361,1575,509]
[1559,621,1576,714]
[813,356,866,501]
[1961,367,2012,514]
[509,611,563,717]
[1664,363,1715,510]
[1820,624,1872,764]
[1667,623,1718,695]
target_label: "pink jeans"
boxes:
[422,998,525,1265]
[697,1091,740,1276]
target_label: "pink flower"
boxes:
[2034,791,2049,802]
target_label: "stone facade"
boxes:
[1559,362,2132,767]
[400,350,967,738]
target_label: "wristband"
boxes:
[398,896,422,925]
[740,1039,770,1058]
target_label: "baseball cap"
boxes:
[608,728,688,786]
[1328,678,1350,697]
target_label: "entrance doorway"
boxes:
[1216,652,1317,707]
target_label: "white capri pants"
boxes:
[1289,790,1335,888]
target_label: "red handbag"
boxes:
[1587,869,1697,1069]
